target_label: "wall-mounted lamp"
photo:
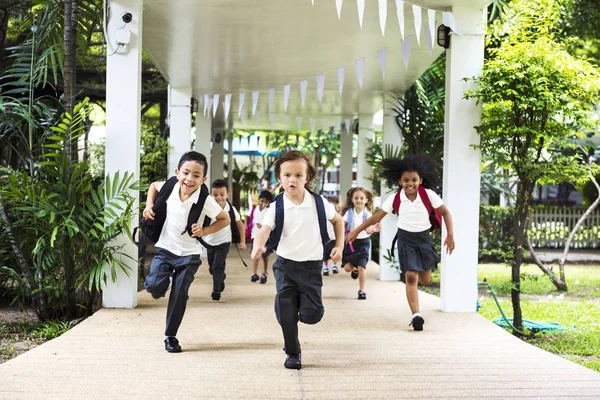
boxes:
[190,98,199,113]
[437,25,451,49]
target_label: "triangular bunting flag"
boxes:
[284,115,289,131]
[424,24,433,56]
[337,66,345,96]
[378,0,387,36]
[412,5,422,45]
[224,94,232,119]
[252,91,259,116]
[238,92,245,118]
[203,94,209,116]
[206,97,214,117]
[321,119,328,131]
[310,118,316,133]
[316,74,325,103]
[300,80,308,108]
[311,0,314,5]
[428,9,436,50]
[296,117,303,131]
[268,88,275,114]
[402,35,412,69]
[357,0,365,29]
[355,58,365,90]
[396,0,405,39]
[283,84,291,112]
[240,108,245,123]
[345,118,351,134]
[336,0,343,19]
[443,11,461,35]
[334,119,340,132]
[377,47,387,80]
[269,113,276,131]
[212,94,220,117]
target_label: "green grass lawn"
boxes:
[423,263,600,373]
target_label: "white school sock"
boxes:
[412,312,422,318]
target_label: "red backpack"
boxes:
[391,186,442,231]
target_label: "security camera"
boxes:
[122,12,133,23]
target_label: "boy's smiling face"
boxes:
[175,161,206,197]
[211,187,229,208]
[258,197,270,211]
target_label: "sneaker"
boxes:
[410,315,425,331]
[251,274,259,282]
[351,268,359,280]
[164,337,182,353]
[323,267,329,276]
[358,290,367,300]
[211,291,221,301]
[284,353,302,370]
[332,265,339,274]
[260,273,268,284]
[151,292,163,299]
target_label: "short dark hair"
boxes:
[177,151,208,176]
[258,190,273,202]
[273,150,317,186]
[211,179,228,190]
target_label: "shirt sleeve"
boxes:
[155,181,165,192]
[322,195,336,220]
[342,211,349,223]
[425,189,444,209]
[232,206,241,221]
[203,195,223,220]
[261,204,276,230]
[380,192,396,214]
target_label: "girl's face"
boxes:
[352,190,367,210]
[399,171,422,196]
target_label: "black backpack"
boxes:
[133,177,210,245]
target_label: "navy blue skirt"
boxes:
[396,229,438,272]
[342,238,370,268]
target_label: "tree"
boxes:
[466,0,600,333]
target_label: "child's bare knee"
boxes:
[405,272,418,286]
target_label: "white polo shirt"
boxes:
[261,189,336,261]
[201,202,241,246]
[343,208,372,239]
[154,182,223,256]
[251,207,267,239]
[381,188,443,232]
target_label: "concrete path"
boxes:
[1,254,600,399]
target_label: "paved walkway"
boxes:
[1,254,600,399]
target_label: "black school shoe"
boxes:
[351,268,359,280]
[284,353,302,370]
[260,273,268,284]
[164,337,182,353]
[410,315,425,331]
[250,274,259,282]
[358,290,367,300]
[211,291,221,301]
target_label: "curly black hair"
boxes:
[381,154,440,189]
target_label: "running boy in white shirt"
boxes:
[143,151,230,353]
[250,190,273,283]
[252,151,345,370]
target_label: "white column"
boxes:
[357,115,374,191]
[211,107,225,180]
[339,119,353,199]
[227,112,234,194]
[440,6,485,312]
[379,93,403,281]
[195,112,212,183]
[168,86,192,174]
[103,0,142,308]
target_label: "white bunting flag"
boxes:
[238,92,245,118]
[377,47,387,80]
[224,94,232,119]
[255,110,261,128]
[252,91,259,116]
[402,35,412,69]
[240,108,245,124]
[203,94,209,116]
[296,116,303,131]
[284,115,289,131]
[395,0,405,39]
[321,119,329,131]
[428,9,436,49]
[268,88,275,114]
[424,24,433,56]
[206,97,213,117]
[345,118,351,134]
[334,119,340,132]
[357,0,365,29]
[337,66,345,96]
[316,74,325,103]
[310,118,317,133]
[443,11,461,35]
[283,84,291,112]
[355,58,365,90]
[212,94,220,117]
[311,0,314,5]
[269,113,276,131]
[336,0,343,19]
[300,80,308,108]
[412,5,422,45]
[378,0,387,36]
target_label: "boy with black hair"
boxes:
[143,151,230,353]
[198,179,246,301]
[250,190,273,283]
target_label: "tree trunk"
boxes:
[64,0,78,161]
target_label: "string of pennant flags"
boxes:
[199,0,460,133]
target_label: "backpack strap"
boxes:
[186,183,210,237]
[309,190,330,245]
[266,193,285,251]
[345,208,353,234]
[392,190,402,214]
[418,186,434,214]
[227,201,241,244]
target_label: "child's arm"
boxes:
[251,225,273,260]
[436,205,455,254]
[329,213,344,263]
[142,181,163,220]
[346,210,388,242]
[235,219,247,249]
[191,210,230,237]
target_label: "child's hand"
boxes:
[330,246,343,263]
[365,223,381,234]
[191,224,205,237]
[251,246,266,260]
[142,206,155,220]
[346,229,358,242]
[444,235,455,255]
[239,242,247,250]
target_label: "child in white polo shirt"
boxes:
[347,154,455,331]
[143,151,230,353]
[252,151,345,370]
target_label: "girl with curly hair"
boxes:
[347,154,455,330]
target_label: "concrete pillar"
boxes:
[103,0,142,308]
[195,112,212,183]
[379,93,403,281]
[227,112,234,194]
[440,6,485,312]
[357,115,374,192]
[339,119,353,199]
[211,107,226,180]
[168,86,192,174]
